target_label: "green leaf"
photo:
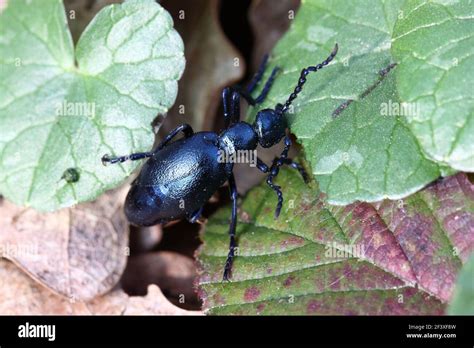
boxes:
[247,0,472,205]
[197,169,474,315]
[0,0,184,211]
[392,0,474,171]
[448,254,474,315]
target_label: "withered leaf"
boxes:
[121,251,196,302]
[0,188,129,301]
[0,259,201,315]
[249,0,300,69]
[160,0,244,132]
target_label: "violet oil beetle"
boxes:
[102,44,338,280]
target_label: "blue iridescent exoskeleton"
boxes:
[102,44,338,280]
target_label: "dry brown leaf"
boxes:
[160,0,244,132]
[121,251,196,302]
[122,284,201,315]
[0,188,129,301]
[0,259,201,315]
[249,0,301,69]
[129,225,163,253]
[64,0,122,43]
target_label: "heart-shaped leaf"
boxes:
[246,0,473,205]
[0,0,185,211]
[392,0,474,171]
[197,169,474,314]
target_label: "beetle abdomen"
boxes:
[125,132,229,226]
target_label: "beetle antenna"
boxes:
[281,43,338,113]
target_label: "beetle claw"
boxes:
[222,270,232,282]
[101,154,110,166]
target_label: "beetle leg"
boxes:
[222,88,241,127]
[230,90,240,123]
[255,157,285,218]
[281,158,309,183]
[256,157,269,173]
[155,123,194,152]
[222,88,233,128]
[246,54,269,94]
[260,136,291,218]
[221,55,278,125]
[254,66,280,104]
[231,65,280,107]
[233,67,280,105]
[102,124,194,165]
[224,53,279,109]
[266,175,283,218]
[188,206,204,224]
[101,152,152,165]
[223,174,238,281]
[256,157,308,183]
